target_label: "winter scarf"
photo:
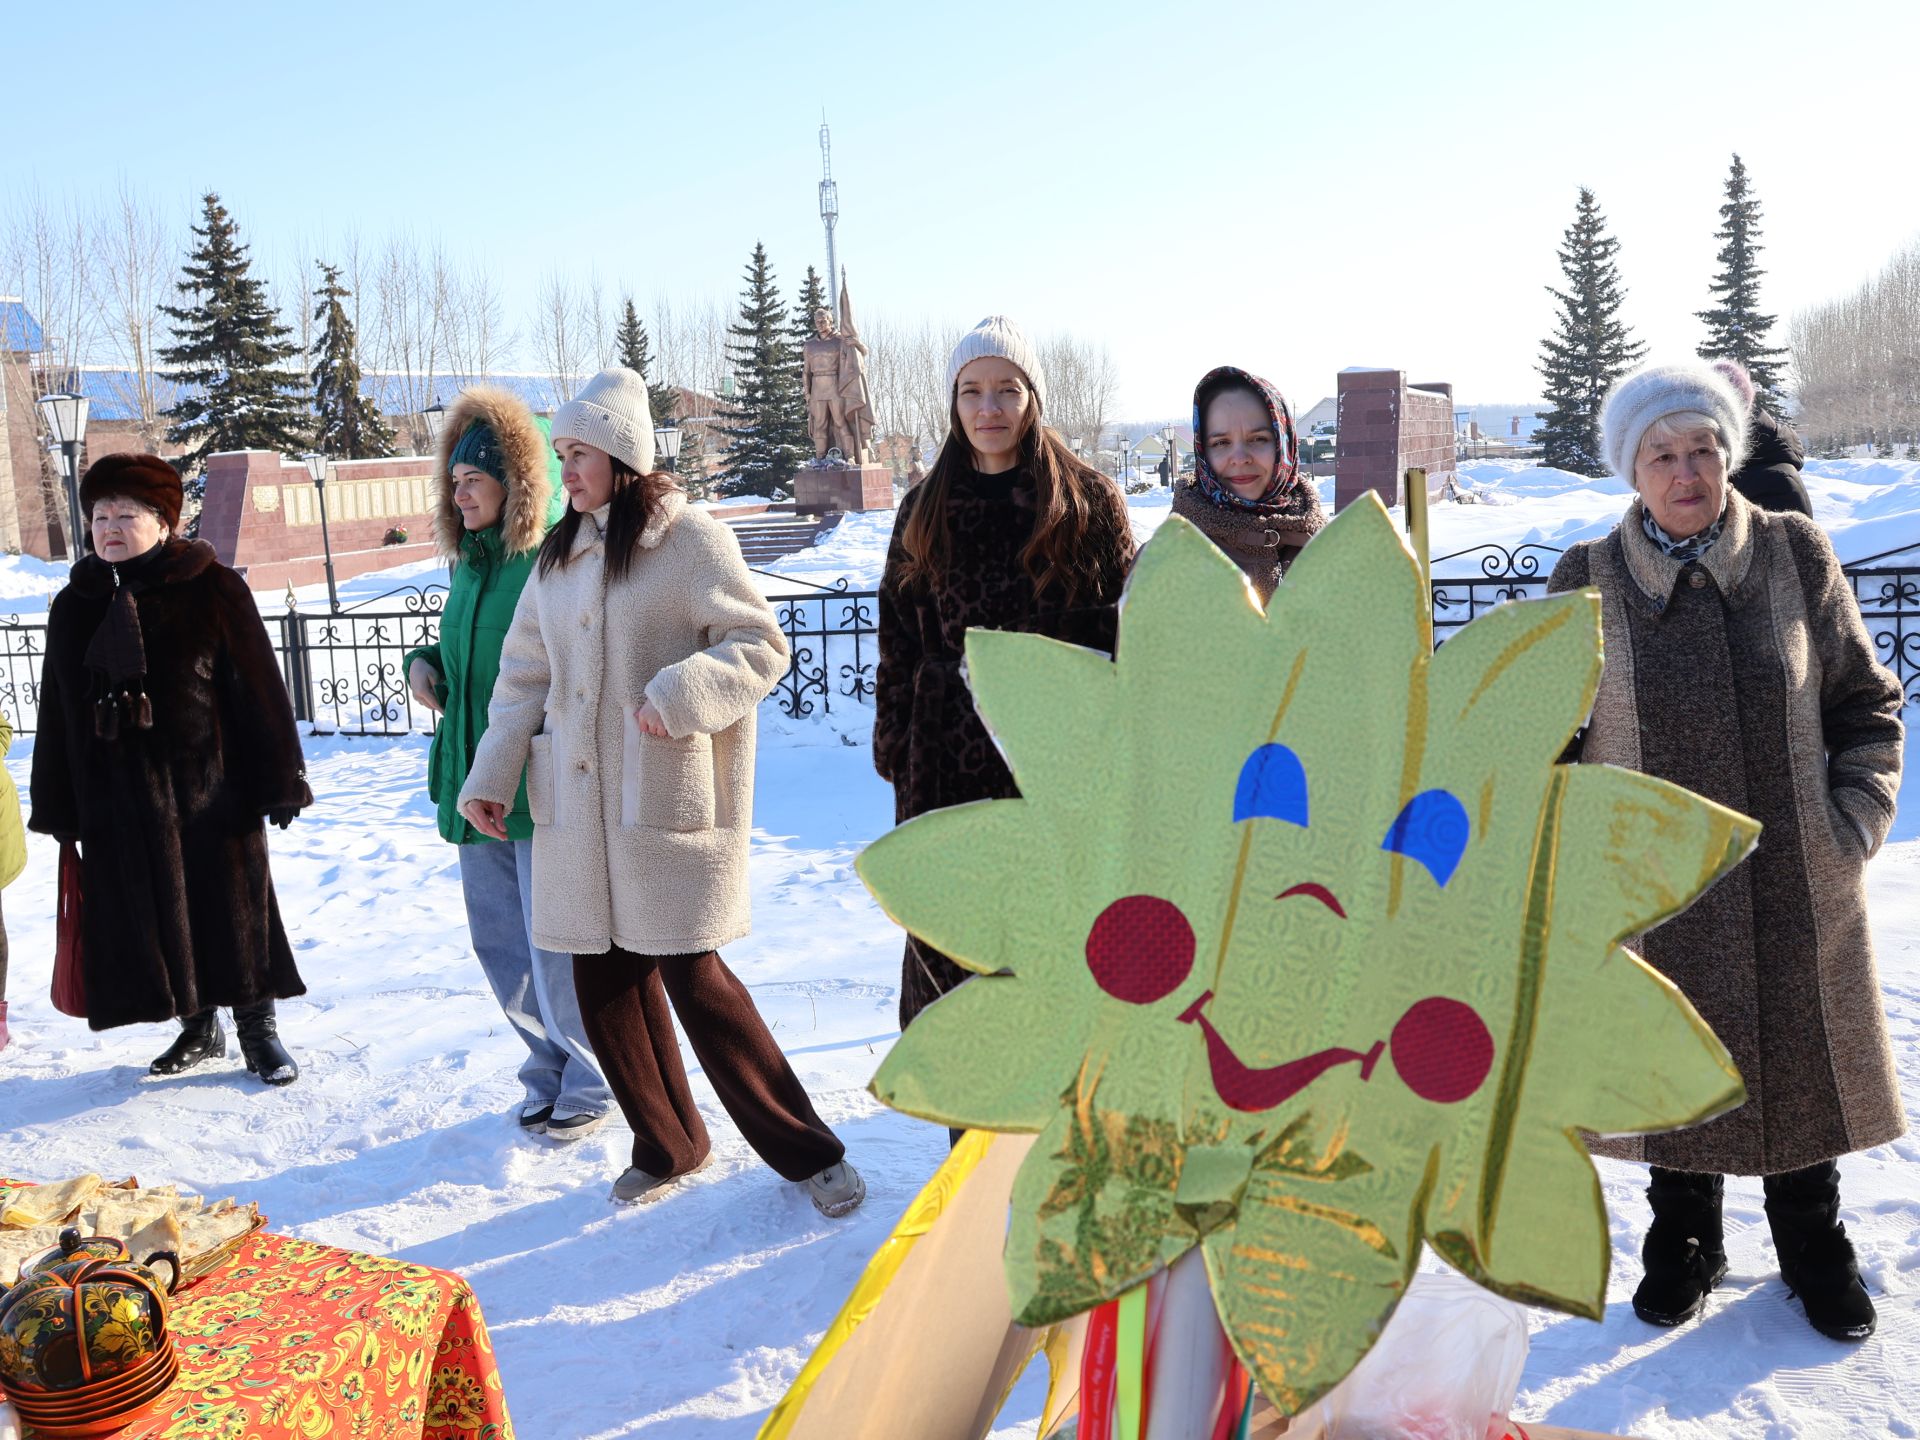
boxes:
[81,540,177,738]
[1639,497,1729,563]
[1192,366,1301,510]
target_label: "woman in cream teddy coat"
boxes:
[459,367,863,1216]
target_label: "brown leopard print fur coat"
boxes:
[875,467,1134,1025]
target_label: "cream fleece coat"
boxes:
[459,491,790,955]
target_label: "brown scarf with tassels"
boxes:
[76,539,215,739]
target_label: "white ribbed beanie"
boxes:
[552,367,655,474]
[946,315,1048,411]
[1601,362,1748,482]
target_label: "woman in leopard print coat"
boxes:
[874,318,1134,1029]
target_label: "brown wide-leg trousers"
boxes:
[571,947,845,1182]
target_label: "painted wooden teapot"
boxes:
[0,1230,177,1393]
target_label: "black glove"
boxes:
[269,806,301,830]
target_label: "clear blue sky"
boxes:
[7,0,1916,418]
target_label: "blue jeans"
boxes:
[458,838,610,1118]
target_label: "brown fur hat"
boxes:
[79,453,184,532]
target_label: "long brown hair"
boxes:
[536,458,680,584]
[896,395,1124,603]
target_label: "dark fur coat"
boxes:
[30,541,312,1030]
[875,467,1134,1024]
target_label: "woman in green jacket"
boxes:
[404,386,610,1137]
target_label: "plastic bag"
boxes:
[1299,1269,1529,1440]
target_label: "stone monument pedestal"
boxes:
[794,462,895,513]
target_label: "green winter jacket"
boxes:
[404,388,566,846]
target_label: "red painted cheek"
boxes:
[1390,997,1495,1103]
[1085,896,1195,1005]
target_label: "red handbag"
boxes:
[52,840,88,1018]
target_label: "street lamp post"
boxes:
[36,391,91,563]
[422,399,447,450]
[303,452,341,613]
[1162,423,1177,486]
[1119,435,1133,487]
[653,422,683,475]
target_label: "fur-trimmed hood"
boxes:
[432,385,564,561]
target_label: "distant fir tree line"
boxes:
[1534,154,1790,476]
[144,162,1801,498]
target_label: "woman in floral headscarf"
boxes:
[1173,366,1326,604]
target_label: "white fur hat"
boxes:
[946,315,1047,412]
[552,367,655,474]
[1602,362,1748,482]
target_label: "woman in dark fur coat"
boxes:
[30,453,312,1085]
[874,316,1135,1033]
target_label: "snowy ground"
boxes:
[3,461,1920,1438]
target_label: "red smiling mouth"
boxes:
[1178,990,1384,1112]
[1277,882,1345,917]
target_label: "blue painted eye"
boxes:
[1382,790,1470,887]
[1233,744,1308,827]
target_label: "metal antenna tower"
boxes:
[818,115,839,323]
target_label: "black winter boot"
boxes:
[1632,1167,1728,1326]
[1765,1161,1875,1341]
[234,1001,299,1087]
[150,1010,225,1076]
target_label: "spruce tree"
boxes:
[718,243,809,498]
[1696,154,1789,404]
[791,265,831,350]
[1535,188,1648,476]
[675,424,711,501]
[311,262,395,459]
[614,296,680,430]
[159,192,310,487]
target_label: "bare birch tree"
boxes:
[89,181,177,448]
[444,259,512,384]
[365,234,451,451]
[1,189,97,553]
[1790,237,1920,455]
[531,269,585,404]
[1038,331,1120,456]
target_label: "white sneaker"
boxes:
[805,1161,866,1218]
[609,1153,712,1205]
[545,1111,607,1142]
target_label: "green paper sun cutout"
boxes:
[857,496,1758,1414]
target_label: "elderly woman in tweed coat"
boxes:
[1549,362,1905,1343]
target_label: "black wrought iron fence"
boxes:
[277,584,449,735]
[765,577,879,720]
[3,546,1920,738]
[1842,543,1920,709]
[1428,542,1570,644]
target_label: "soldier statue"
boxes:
[802,277,875,466]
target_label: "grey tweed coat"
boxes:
[1549,491,1906,1175]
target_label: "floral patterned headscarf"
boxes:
[1192,366,1301,511]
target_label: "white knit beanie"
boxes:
[552,367,655,474]
[946,315,1048,412]
[1601,362,1748,483]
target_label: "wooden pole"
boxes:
[1405,467,1430,587]
[1406,467,1432,647]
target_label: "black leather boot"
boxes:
[1765,1161,1875,1341]
[234,1000,299,1086]
[1632,1166,1728,1326]
[150,1010,225,1076]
